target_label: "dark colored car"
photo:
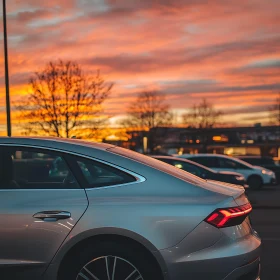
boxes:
[152,156,248,188]
[237,156,280,184]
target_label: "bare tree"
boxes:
[183,98,223,129]
[16,60,113,138]
[122,91,173,153]
[269,92,280,126]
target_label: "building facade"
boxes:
[103,125,280,158]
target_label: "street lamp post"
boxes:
[2,0,11,136]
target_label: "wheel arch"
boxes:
[247,174,263,184]
[49,227,168,279]
[247,174,263,190]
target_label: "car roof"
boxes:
[178,153,229,158]
[0,136,114,151]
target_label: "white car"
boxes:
[175,154,276,190]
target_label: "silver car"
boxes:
[0,137,261,280]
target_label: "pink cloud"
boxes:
[0,0,279,129]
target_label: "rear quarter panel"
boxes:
[62,150,241,249]
[49,149,241,275]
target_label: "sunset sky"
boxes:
[0,0,280,135]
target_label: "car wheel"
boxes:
[248,176,263,190]
[58,240,163,280]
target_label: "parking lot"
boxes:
[247,185,280,280]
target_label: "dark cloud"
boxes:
[240,115,270,122]
[228,64,280,79]
[0,72,32,87]
[220,83,280,93]
[88,7,137,19]
[89,0,270,22]
[243,59,280,69]
[83,0,239,21]
[105,0,220,15]
[173,83,280,95]
[7,0,77,12]
[13,9,52,23]
[224,105,275,116]
[10,72,33,86]
[84,36,280,74]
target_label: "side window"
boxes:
[190,157,218,168]
[0,147,79,189]
[218,158,238,169]
[75,158,136,188]
[218,158,248,169]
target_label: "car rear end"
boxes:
[109,147,261,279]
[160,181,261,280]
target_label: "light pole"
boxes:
[3,0,11,136]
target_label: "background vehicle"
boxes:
[237,156,280,184]
[176,153,276,190]
[152,155,247,188]
[0,137,260,280]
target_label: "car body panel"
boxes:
[160,218,260,279]
[53,169,241,252]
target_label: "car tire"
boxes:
[248,176,263,190]
[58,240,163,280]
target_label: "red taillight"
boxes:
[205,203,252,228]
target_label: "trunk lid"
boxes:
[202,179,249,206]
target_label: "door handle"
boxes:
[33,211,71,221]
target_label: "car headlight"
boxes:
[261,169,273,176]
[235,175,245,181]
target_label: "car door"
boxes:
[216,157,252,179]
[230,160,253,180]
[0,145,88,278]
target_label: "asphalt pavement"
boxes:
[246,185,280,280]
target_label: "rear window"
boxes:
[109,147,205,184]
[262,158,276,165]
[75,157,136,188]
[239,158,260,165]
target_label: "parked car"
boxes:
[152,155,248,188]
[176,153,276,190]
[0,137,261,280]
[237,156,280,184]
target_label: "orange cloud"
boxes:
[0,0,280,136]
